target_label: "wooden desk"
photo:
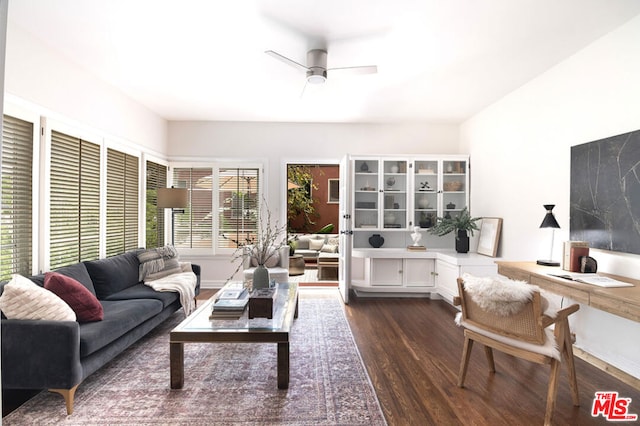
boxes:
[496,261,640,323]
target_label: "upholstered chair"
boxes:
[242,246,290,285]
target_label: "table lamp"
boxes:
[536,204,561,266]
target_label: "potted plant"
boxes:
[428,207,480,253]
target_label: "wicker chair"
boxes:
[453,277,580,426]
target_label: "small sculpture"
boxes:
[411,226,423,246]
[420,181,433,191]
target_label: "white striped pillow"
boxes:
[0,274,76,321]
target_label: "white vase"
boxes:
[253,264,270,290]
[418,196,429,209]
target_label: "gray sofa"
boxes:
[0,249,200,414]
[291,234,340,262]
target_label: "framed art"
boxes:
[477,217,502,257]
[328,178,339,203]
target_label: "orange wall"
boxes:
[289,165,340,233]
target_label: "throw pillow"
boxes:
[44,272,104,322]
[0,274,76,321]
[321,244,338,253]
[138,245,182,282]
[309,239,324,251]
[328,237,339,247]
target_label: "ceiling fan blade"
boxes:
[265,50,309,72]
[328,65,378,76]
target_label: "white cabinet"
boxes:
[435,256,499,305]
[351,155,469,249]
[351,249,497,298]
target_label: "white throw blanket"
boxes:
[144,271,197,316]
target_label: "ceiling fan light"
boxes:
[307,74,326,85]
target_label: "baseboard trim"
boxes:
[573,347,639,391]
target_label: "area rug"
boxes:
[3,296,386,425]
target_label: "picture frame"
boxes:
[328,178,339,204]
[477,217,502,257]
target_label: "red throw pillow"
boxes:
[44,272,104,322]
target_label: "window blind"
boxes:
[145,160,167,248]
[172,167,212,249]
[1,115,33,280]
[106,148,139,256]
[218,168,260,249]
[50,131,100,269]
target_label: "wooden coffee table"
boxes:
[169,282,299,389]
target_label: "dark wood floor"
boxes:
[344,293,640,426]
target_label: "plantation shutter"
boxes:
[1,115,33,280]
[172,167,212,249]
[50,131,100,269]
[106,148,139,256]
[217,168,260,249]
[145,160,167,248]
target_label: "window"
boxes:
[171,165,261,251]
[172,167,213,249]
[1,115,34,280]
[106,148,139,256]
[146,160,167,248]
[218,168,260,249]
[49,131,101,269]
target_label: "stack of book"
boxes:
[209,285,249,319]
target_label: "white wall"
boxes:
[461,15,640,379]
[168,120,460,285]
[4,22,167,153]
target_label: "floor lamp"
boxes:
[157,187,188,246]
[536,204,561,266]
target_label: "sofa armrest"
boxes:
[1,319,83,390]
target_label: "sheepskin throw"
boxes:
[461,273,539,316]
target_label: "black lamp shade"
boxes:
[539,204,560,229]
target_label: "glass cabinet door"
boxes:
[382,160,407,229]
[353,159,379,229]
[442,160,467,219]
[413,160,438,229]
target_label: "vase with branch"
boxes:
[226,199,286,290]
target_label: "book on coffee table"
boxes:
[213,298,249,311]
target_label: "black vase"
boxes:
[455,230,469,253]
[369,234,384,248]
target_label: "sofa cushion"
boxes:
[0,274,76,321]
[321,243,338,253]
[78,298,164,357]
[84,250,141,299]
[103,284,179,308]
[44,272,104,322]
[28,262,97,295]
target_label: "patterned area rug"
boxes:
[3,296,386,425]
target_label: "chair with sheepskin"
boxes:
[453,273,580,426]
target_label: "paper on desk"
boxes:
[549,273,634,288]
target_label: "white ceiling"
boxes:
[7,0,640,123]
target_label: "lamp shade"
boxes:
[157,188,188,208]
[539,204,560,229]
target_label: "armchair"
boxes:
[242,246,289,285]
[454,274,580,426]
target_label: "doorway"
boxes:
[285,161,340,286]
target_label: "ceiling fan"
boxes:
[265,49,377,85]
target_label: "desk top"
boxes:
[496,261,640,323]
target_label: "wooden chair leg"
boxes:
[561,321,580,406]
[484,346,496,373]
[458,336,474,387]
[49,383,80,415]
[544,359,561,426]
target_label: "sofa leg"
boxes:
[49,383,80,415]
